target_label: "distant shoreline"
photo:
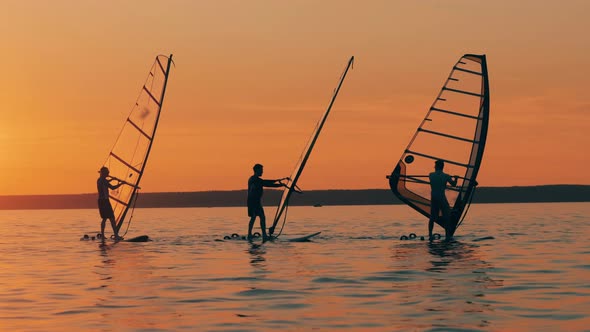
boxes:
[0,185,588,210]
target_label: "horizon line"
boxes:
[1,183,589,197]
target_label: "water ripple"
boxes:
[0,204,588,331]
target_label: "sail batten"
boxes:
[109,195,129,206]
[418,128,478,143]
[143,85,162,106]
[453,66,482,76]
[390,54,490,237]
[396,174,470,185]
[404,150,472,168]
[269,56,354,237]
[109,152,142,174]
[101,54,174,234]
[156,57,166,74]
[111,152,139,173]
[442,87,483,98]
[127,118,152,140]
[430,107,482,120]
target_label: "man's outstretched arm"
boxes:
[107,180,124,190]
[262,177,289,187]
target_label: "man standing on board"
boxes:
[247,163,288,242]
[97,166,124,241]
[429,160,459,241]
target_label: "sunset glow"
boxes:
[1,1,588,195]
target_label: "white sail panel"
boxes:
[102,55,173,232]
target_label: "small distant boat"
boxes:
[101,54,174,240]
[313,203,323,207]
[387,54,490,238]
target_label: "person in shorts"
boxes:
[428,160,458,241]
[247,164,288,241]
[97,167,124,241]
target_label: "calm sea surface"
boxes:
[0,203,589,331]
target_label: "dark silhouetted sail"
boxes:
[270,56,354,237]
[101,54,174,234]
[388,54,490,237]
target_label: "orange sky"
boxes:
[1,1,588,195]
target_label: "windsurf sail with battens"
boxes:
[269,56,354,238]
[102,54,174,236]
[387,54,490,237]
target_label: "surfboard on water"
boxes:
[80,234,151,242]
[283,231,321,242]
[125,235,150,242]
[82,54,174,242]
[397,233,494,243]
[387,54,490,239]
[219,232,321,243]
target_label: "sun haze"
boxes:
[0,1,588,195]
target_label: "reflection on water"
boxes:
[0,203,588,331]
[98,241,115,265]
[389,238,503,331]
[427,240,501,330]
[247,243,267,268]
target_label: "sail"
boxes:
[270,56,354,237]
[388,54,490,236]
[101,54,174,233]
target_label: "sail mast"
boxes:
[453,54,490,230]
[270,56,354,237]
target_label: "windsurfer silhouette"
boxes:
[428,160,459,241]
[247,164,288,242]
[97,166,124,241]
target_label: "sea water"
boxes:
[0,203,589,331]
